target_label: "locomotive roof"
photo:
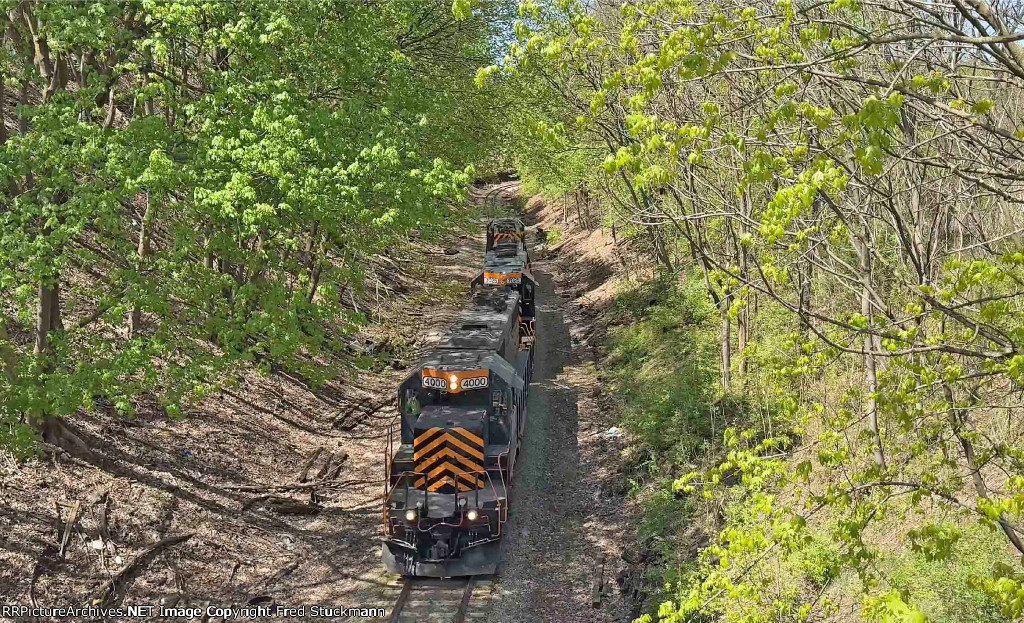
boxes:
[487,217,525,232]
[485,246,528,264]
[483,251,527,270]
[400,288,524,390]
[437,289,520,350]
[492,242,525,257]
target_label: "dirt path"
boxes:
[486,189,633,623]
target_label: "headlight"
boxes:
[466,509,479,521]
[449,374,458,388]
[405,509,417,522]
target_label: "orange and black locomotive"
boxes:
[383,238,536,576]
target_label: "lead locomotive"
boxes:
[382,218,535,577]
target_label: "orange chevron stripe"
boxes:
[414,433,449,461]
[442,433,484,461]
[426,461,456,480]
[415,448,453,474]
[414,468,483,491]
[451,427,484,447]
[416,447,483,475]
[428,479,451,492]
[414,427,444,448]
[428,452,483,477]
[415,430,484,462]
[428,475,481,492]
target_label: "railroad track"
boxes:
[472,181,518,212]
[386,576,494,623]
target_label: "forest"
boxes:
[490,0,1024,620]
[0,0,500,452]
[4,0,1024,621]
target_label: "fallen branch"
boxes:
[332,400,390,431]
[90,533,194,607]
[314,451,335,481]
[266,497,321,516]
[263,558,301,589]
[328,460,346,481]
[330,398,370,428]
[297,448,323,482]
[58,501,82,559]
[227,471,351,493]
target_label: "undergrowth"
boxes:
[603,271,721,597]
[603,271,1015,623]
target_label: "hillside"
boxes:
[7,1,1024,622]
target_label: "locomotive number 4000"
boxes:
[421,375,489,390]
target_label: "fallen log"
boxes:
[91,533,194,607]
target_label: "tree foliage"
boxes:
[490,0,1024,618]
[0,0,504,455]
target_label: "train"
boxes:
[382,216,535,577]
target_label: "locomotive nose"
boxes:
[412,413,486,494]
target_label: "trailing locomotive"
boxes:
[472,246,536,351]
[486,217,530,270]
[382,287,533,576]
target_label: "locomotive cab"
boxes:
[485,218,530,269]
[485,217,526,252]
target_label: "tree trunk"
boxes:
[304,223,319,272]
[0,75,7,146]
[799,260,812,334]
[35,282,53,355]
[49,281,64,332]
[0,319,20,385]
[858,232,886,469]
[902,109,929,282]
[308,261,323,304]
[720,297,731,391]
[944,383,1024,556]
[204,235,215,271]
[648,225,673,272]
[103,82,117,130]
[130,192,154,338]
[18,79,29,134]
[737,193,749,376]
